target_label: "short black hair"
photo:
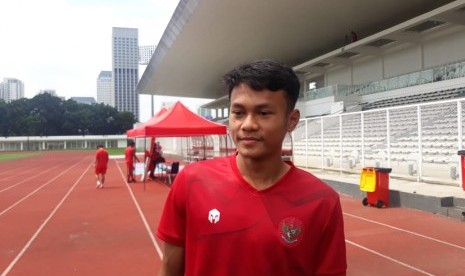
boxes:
[97,144,104,149]
[128,140,135,147]
[223,59,300,110]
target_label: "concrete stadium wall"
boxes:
[0,135,128,151]
[326,66,351,85]
[352,56,383,85]
[384,44,423,78]
[424,26,465,68]
[297,96,335,117]
[325,27,465,86]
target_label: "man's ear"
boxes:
[287,109,300,132]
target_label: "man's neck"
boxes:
[236,154,289,191]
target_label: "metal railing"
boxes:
[300,60,465,100]
[290,98,465,186]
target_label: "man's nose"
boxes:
[241,114,258,130]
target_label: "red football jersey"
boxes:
[125,146,135,163]
[95,148,109,168]
[157,154,346,276]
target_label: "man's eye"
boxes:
[259,111,270,116]
[231,111,243,116]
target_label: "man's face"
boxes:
[229,83,299,160]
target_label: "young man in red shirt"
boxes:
[125,141,140,183]
[94,144,109,189]
[157,59,347,275]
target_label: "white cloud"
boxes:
[1,0,178,94]
[0,0,182,121]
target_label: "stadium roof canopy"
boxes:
[137,0,465,101]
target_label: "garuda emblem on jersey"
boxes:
[279,217,304,247]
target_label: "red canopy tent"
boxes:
[126,101,227,138]
[125,101,228,188]
[126,107,167,138]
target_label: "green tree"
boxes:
[115,111,136,133]
[61,99,81,135]
[0,100,8,136]
[5,98,29,136]
[28,93,65,135]
[1,94,136,136]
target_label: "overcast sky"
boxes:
[0,0,213,122]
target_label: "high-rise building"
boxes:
[71,97,96,105]
[112,27,139,120]
[139,45,156,65]
[97,71,113,106]
[0,78,24,102]
[38,89,57,97]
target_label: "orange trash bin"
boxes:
[360,167,392,208]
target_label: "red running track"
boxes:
[1,151,464,275]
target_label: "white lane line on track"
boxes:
[1,162,92,276]
[345,239,435,276]
[0,160,44,177]
[344,212,465,251]
[0,166,43,182]
[0,164,64,193]
[0,159,83,217]
[115,159,163,259]
[0,155,63,179]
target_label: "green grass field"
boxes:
[107,148,126,156]
[0,148,126,162]
[80,148,126,156]
[0,153,41,162]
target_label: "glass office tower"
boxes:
[112,27,139,120]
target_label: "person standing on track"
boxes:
[149,141,164,180]
[125,140,140,183]
[156,59,347,275]
[94,144,109,189]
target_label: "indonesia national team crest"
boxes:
[279,217,304,247]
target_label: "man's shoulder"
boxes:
[290,167,327,183]
[187,155,229,167]
[182,156,231,175]
[284,167,339,200]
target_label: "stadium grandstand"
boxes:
[136,0,465,189]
